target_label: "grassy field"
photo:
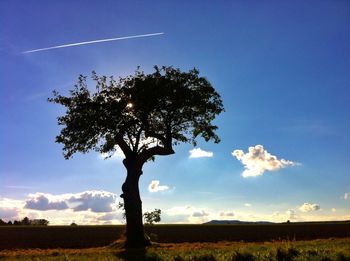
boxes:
[0,238,350,260]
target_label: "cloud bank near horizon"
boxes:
[1,194,349,225]
[232,145,298,177]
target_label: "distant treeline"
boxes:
[0,217,49,226]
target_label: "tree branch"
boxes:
[139,145,175,163]
[115,134,132,158]
[134,127,143,153]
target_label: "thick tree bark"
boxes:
[120,158,151,248]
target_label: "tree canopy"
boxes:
[49,66,224,162]
[49,65,224,248]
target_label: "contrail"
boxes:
[22,32,164,54]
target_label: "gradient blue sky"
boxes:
[1,1,349,224]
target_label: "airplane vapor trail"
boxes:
[22,32,164,54]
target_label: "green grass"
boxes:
[1,238,349,261]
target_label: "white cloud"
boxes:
[148,180,169,192]
[166,205,193,216]
[286,209,297,220]
[344,193,349,200]
[272,211,280,218]
[0,197,23,221]
[331,208,337,212]
[299,203,320,213]
[219,211,235,217]
[97,212,124,223]
[0,191,124,225]
[192,210,209,217]
[24,190,118,213]
[68,191,118,212]
[164,205,211,223]
[189,148,213,158]
[0,208,19,220]
[244,203,252,207]
[5,185,38,189]
[25,193,68,210]
[232,145,298,177]
[0,197,24,209]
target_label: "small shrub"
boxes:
[307,250,318,256]
[190,254,216,261]
[276,247,299,261]
[230,251,256,261]
[336,252,350,261]
[173,256,184,261]
[51,251,60,256]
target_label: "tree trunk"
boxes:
[120,158,151,248]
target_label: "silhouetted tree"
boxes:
[3,218,49,226]
[31,219,49,226]
[21,217,30,225]
[49,66,224,248]
[0,219,6,225]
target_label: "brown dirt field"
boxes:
[0,222,349,250]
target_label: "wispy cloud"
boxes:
[148,180,169,192]
[192,210,209,217]
[283,122,335,136]
[299,203,320,212]
[344,192,350,200]
[232,145,298,177]
[286,209,297,220]
[164,205,211,223]
[189,148,213,158]
[5,185,38,190]
[219,211,235,217]
[22,32,164,54]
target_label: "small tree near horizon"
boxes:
[49,66,224,248]
[144,209,161,225]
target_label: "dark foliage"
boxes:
[48,66,224,160]
[49,66,224,248]
[0,217,49,226]
[144,209,161,225]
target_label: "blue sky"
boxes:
[1,0,349,224]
